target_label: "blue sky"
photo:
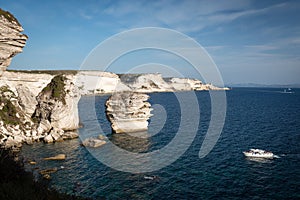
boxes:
[1,0,300,85]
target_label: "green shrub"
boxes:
[0,86,21,126]
[0,149,89,200]
[0,98,19,126]
[41,75,67,105]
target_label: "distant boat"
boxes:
[144,175,159,180]
[243,149,274,159]
[281,88,294,94]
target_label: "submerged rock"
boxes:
[106,92,152,133]
[39,168,58,175]
[28,161,37,165]
[62,131,79,140]
[44,154,66,161]
[82,137,106,148]
[42,174,51,180]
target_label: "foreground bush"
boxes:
[0,148,88,200]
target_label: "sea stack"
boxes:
[106,92,152,133]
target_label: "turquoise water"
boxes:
[21,88,300,199]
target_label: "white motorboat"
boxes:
[243,149,274,159]
[282,88,294,94]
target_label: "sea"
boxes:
[20,88,300,199]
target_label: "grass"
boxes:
[0,148,89,200]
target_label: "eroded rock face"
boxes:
[0,9,27,75]
[120,74,173,93]
[33,75,80,131]
[0,74,80,149]
[106,92,152,133]
[0,85,35,149]
[76,71,131,95]
[73,72,229,95]
[32,75,80,140]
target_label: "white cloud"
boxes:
[99,0,289,33]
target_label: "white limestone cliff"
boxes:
[120,73,173,93]
[167,77,229,91]
[73,71,228,95]
[0,74,80,149]
[106,92,152,133]
[0,9,27,75]
[75,71,130,95]
[0,70,228,149]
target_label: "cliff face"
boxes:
[0,9,27,75]
[77,72,228,95]
[120,73,173,93]
[75,71,130,95]
[0,74,80,149]
[0,70,228,149]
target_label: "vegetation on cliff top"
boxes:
[41,75,67,105]
[0,86,21,126]
[0,8,21,26]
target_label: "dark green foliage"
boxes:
[0,86,21,126]
[41,75,67,105]
[0,8,20,25]
[0,98,19,125]
[0,149,89,200]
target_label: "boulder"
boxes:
[98,134,106,140]
[62,131,79,140]
[4,136,22,148]
[25,137,33,145]
[13,135,24,144]
[44,134,53,143]
[49,129,63,141]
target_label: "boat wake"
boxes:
[273,155,280,159]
